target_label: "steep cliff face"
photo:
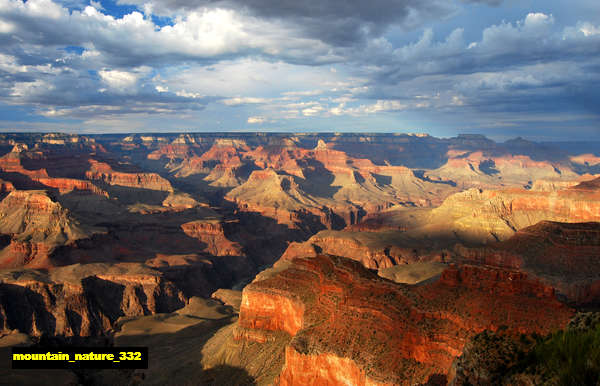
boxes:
[343,180,600,255]
[0,190,97,268]
[239,287,304,338]
[455,221,600,306]
[34,177,107,196]
[146,138,207,160]
[278,346,391,386]
[85,160,173,192]
[173,138,250,178]
[430,186,600,243]
[0,263,185,337]
[0,179,14,193]
[225,168,344,230]
[224,140,456,225]
[181,220,244,257]
[280,226,452,271]
[428,150,578,189]
[238,254,572,385]
[0,144,113,197]
[0,144,49,180]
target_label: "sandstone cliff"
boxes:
[238,253,572,385]
[0,190,99,268]
[0,263,185,337]
[454,221,600,306]
[85,160,173,192]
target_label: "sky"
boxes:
[0,0,599,140]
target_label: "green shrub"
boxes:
[525,324,600,385]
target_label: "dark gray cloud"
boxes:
[369,15,600,91]
[120,0,456,46]
[336,12,600,138]
[460,0,503,6]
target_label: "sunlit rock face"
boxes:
[85,160,173,192]
[238,253,572,385]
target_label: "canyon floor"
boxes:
[0,132,598,385]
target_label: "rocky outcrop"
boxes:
[454,221,600,306]
[0,145,107,195]
[211,288,242,311]
[238,254,572,385]
[181,220,244,257]
[34,177,107,196]
[147,144,196,161]
[0,190,96,268]
[174,138,249,178]
[0,263,185,337]
[401,183,600,245]
[0,179,14,193]
[161,192,201,210]
[85,160,173,192]
[281,229,448,270]
[221,139,457,229]
[428,150,578,189]
[226,169,343,230]
[278,346,391,386]
[0,144,49,179]
[437,186,600,229]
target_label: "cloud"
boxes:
[247,116,265,124]
[373,13,600,89]
[0,0,599,140]
[460,0,503,5]
[0,1,343,68]
[99,68,147,92]
[117,0,456,46]
[222,97,269,106]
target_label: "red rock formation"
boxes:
[239,287,304,337]
[218,139,454,228]
[280,228,445,270]
[181,220,244,256]
[147,144,196,160]
[85,159,173,191]
[0,179,14,193]
[0,147,106,195]
[226,169,343,230]
[34,177,107,196]
[0,264,185,337]
[280,232,396,269]
[0,241,52,268]
[455,221,600,306]
[0,144,49,179]
[412,184,600,244]
[174,139,249,177]
[278,346,391,386]
[0,190,94,268]
[239,254,573,385]
[246,145,306,179]
[429,150,579,190]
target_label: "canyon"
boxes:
[0,132,597,385]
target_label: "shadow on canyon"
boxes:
[0,312,256,385]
